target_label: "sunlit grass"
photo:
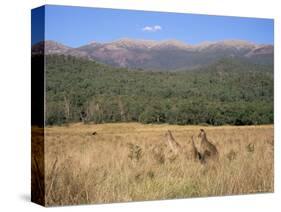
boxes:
[37,123,273,206]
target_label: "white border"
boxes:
[0,0,280,211]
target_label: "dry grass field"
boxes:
[32,123,274,206]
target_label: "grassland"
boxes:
[34,123,273,206]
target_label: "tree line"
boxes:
[40,55,273,126]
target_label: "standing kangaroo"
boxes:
[190,135,203,162]
[165,130,181,155]
[197,129,219,163]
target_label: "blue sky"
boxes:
[32,5,274,47]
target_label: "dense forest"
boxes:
[38,54,273,126]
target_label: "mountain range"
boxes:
[32,39,273,71]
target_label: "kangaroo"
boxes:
[164,130,182,155]
[197,129,219,163]
[190,135,203,162]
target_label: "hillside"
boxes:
[32,39,274,71]
[37,54,273,125]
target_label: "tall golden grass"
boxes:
[36,123,273,206]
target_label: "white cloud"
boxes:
[142,25,162,32]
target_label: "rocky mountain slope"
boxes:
[32,39,273,70]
